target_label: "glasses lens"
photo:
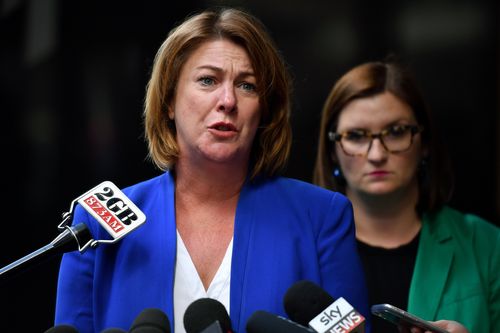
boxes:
[340,130,371,155]
[337,125,419,156]
[383,125,413,152]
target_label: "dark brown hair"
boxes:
[144,7,292,179]
[313,60,453,215]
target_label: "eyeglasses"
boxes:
[328,124,423,157]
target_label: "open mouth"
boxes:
[210,122,237,132]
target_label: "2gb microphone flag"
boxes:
[77,181,146,240]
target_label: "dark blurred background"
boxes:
[1,0,498,331]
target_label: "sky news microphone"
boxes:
[183,298,233,333]
[0,181,146,281]
[284,280,365,333]
[246,310,315,333]
[284,280,335,326]
[43,324,79,333]
[129,308,171,333]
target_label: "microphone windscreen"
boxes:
[44,324,79,333]
[246,310,313,333]
[100,329,127,333]
[283,280,335,326]
[183,298,232,333]
[129,308,171,333]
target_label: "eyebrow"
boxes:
[195,65,255,78]
[338,120,415,132]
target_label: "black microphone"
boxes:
[0,181,146,281]
[100,328,127,333]
[283,280,365,333]
[284,280,335,326]
[129,308,171,333]
[183,298,233,333]
[246,310,315,333]
[43,324,79,333]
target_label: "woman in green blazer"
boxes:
[313,59,499,333]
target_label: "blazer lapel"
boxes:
[162,171,178,329]
[229,180,256,332]
[408,214,454,320]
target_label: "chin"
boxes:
[199,141,252,165]
[205,153,237,163]
[364,184,400,196]
[203,148,244,164]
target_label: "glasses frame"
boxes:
[328,124,424,157]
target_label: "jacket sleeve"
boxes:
[316,192,371,332]
[465,212,500,333]
[490,232,500,332]
[54,205,97,333]
[484,220,500,332]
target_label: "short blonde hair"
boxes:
[144,7,292,180]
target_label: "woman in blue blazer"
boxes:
[54,8,370,333]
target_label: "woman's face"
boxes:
[335,92,424,197]
[170,39,261,166]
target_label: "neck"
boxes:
[174,157,248,204]
[348,182,421,248]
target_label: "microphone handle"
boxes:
[0,223,91,282]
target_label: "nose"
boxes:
[217,83,236,113]
[366,137,388,161]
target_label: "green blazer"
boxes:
[408,206,499,332]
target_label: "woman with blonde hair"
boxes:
[54,8,370,333]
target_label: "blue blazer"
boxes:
[55,171,370,333]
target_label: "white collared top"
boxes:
[173,230,232,333]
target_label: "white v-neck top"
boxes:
[173,230,233,333]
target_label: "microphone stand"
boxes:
[0,180,145,282]
[0,200,95,282]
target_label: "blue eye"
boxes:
[239,82,256,92]
[199,77,215,86]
